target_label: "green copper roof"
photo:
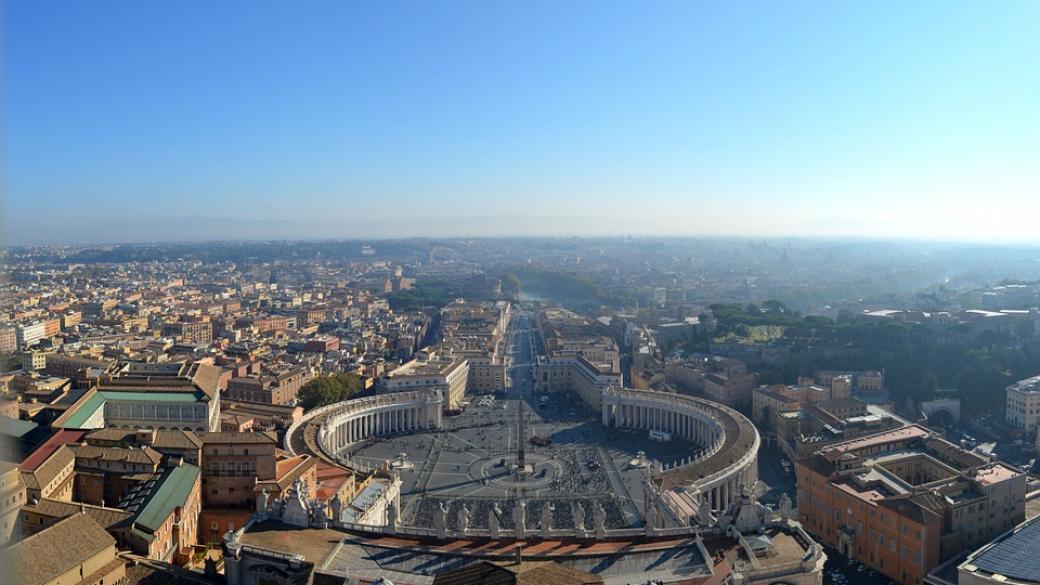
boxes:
[55,392,105,429]
[55,390,205,429]
[99,391,203,402]
[124,463,200,533]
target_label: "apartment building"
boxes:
[199,432,277,509]
[162,319,213,345]
[667,356,757,406]
[118,461,202,563]
[797,425,1026,585]
[198,431,278,543]
[224,367,309,405]
[1006,375,1040,435]
[19,431,82,503]
[437,300,510,393]
[15,321,47,348]
[42,353,114,380]
[0,462,26,545]
[379,350,469,409]
[533,307,623,407]
[535,354,623,408]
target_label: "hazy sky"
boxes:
[4,1,1039,245]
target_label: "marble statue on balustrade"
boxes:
[593,502,607,537]
[283,478,312,528]
[257,489,269,515]
[645,500,658,535]
[457,504,470,535]
[489,502,502,538]
[386,497,398,532]
[779,493,793,522]
[539,503,554,538]
[572,502,585,536]
[513,500,527,538]
[696,495,715,528]
[435,501,448,539]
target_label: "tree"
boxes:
[298,373,364,410]
[500,273,522,297]
[1014,319,1036,339]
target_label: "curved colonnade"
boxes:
[601,388,760,513]
[284,391,442,466]
[286,386,759,530]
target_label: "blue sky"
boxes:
[4,1,1039,244]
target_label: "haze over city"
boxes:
[6,4,1040,585]
[4,1,1039,245]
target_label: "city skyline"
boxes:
[5,1,1040,245]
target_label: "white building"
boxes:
[1006,375,1040,435]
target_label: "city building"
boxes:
[535,354,622,408]
[224,366,309,405]
[19,497,131,539]
[162,319,214,345]
[0,461,26,545]
[1005,375,1040,436]
[52,361,223,432]
[797,425,1026,585]
[117,460,202,563]
[69,442,163,506]
[4,513,126,585]
[19,430,82,502]
[378,349,470,410]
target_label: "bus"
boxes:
[649,430,672,442]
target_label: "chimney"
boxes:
[514,545,522,565]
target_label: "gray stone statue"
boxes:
[435,501,449,538]
[645,500,658,535]
[762,504,775,526]
[779,493,793,521]
[513,500,527,538]
[282,478,311,527]
[539,503,554,538]
[386,497,398,532]
[330,493,342,523]
[489,502,502,538]
[269,496,285,519]
[311,499,328,529]
[257,489,269,514]
[457,504,470,534]
[697,495,715,527]
[572,502,586,534]
[593,502,607,537]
